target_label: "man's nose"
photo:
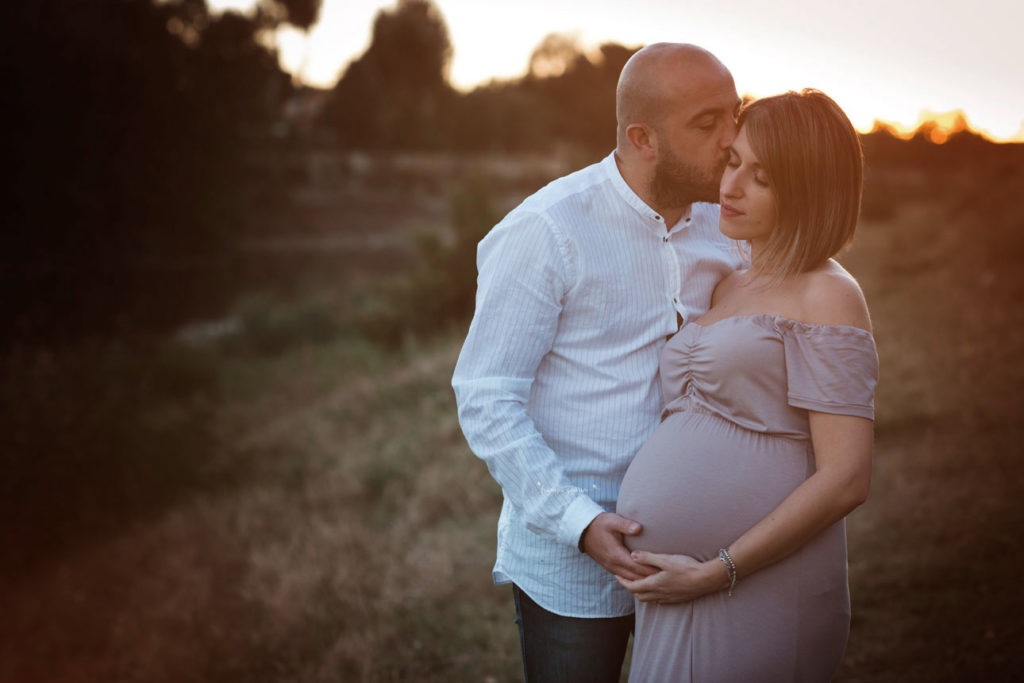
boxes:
[720,120,738,148]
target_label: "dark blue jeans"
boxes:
[512,584,634,683]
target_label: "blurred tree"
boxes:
[324,5,635,154]
[266,0,321,31]
[449,81,549,152]
[325,0,454,149]
[521,37,638,153]
[0,0,321,343]
[356,177,499,346]
[528,33,581,78]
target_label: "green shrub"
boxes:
[356,177,497,348]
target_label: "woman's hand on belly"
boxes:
[614,550,731,604]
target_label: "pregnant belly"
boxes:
[616,410,811,561]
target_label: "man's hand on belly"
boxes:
[580,513,658,581]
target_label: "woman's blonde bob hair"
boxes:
[737,89,864,278]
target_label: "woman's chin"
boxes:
[717,221,743,240]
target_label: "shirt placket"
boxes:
[662,213,692,326]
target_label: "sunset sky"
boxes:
[209,0,1023,141]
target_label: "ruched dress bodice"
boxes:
[617,314,878,683]
[659,313,876,437]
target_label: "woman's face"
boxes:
[718,126,776,249]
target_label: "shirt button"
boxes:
[663,235,670,243]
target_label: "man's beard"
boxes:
[650,147,726,209]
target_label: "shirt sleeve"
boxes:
[451,211,604,548]
[779,319,879,420]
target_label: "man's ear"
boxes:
[625,123,656,160]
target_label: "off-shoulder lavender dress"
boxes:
[617,314,878,683]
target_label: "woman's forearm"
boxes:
[720,467,867,582]
[718,412,873,585]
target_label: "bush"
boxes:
[227,296,342,356]
[355,178,497,347]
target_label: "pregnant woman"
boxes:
[616,89,879,682]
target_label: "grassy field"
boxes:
[2,151,1022,681]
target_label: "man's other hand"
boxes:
[580,512,657,580]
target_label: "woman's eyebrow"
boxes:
[728,147,763,169]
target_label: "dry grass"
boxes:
[833,194,1024,681]
[0,332,526,682]
[2,158,1023,682]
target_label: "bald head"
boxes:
[616,43,734,147]
[612,43,739,221]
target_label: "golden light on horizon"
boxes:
[868,109,1017,144]
[209,0,1024,143]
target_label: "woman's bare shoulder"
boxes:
[798,260,872,331]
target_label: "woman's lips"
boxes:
[720,202,744,218]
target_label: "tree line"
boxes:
[324,1,636,153]
[2,0,1011,345]
[3,0,328,343]
[0,0,634,342]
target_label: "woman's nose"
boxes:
[720,171,741,198]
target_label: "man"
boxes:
[452,43,742,681]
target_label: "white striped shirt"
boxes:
[452,152,744,617]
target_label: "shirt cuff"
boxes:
[556,495,605,549]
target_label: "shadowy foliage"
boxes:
[324,12,638,155]
[355,178,499,347]
[0,341,221,580]
[271,0,322,30]
[1,0,319,345]
[325,0,456,150]
[859,125,1024,222]
[226,295,341,356]
[518,40,636,152]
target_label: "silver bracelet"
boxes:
[718,548,737,596]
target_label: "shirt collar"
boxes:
[601,152,693,234]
